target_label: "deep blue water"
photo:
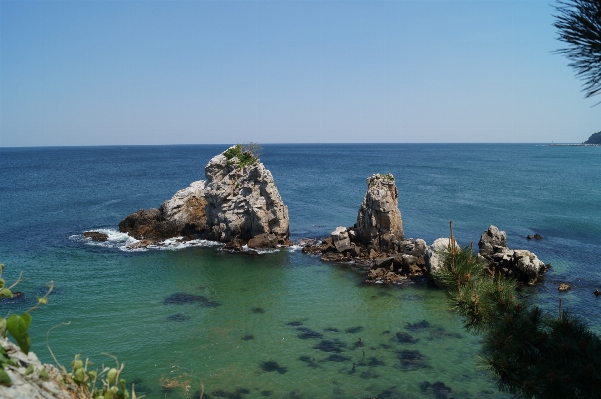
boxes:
[1,144,600,398]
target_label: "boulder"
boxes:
[119,208,179,240]
[159,180,207,235]
[478,225,506,257]
[356,174,404,250]
[372,257,394,270]
[82,231,108,241]
[204,146,290,244]
[331,226,351,252]
[425,237,459,275]
[247,233,278,249]
[478,225,549,285]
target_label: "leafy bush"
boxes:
[223,144,260,168]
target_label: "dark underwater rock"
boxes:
[313,339,347,353]
[420,381,453,399]
[297,327,323,340]
[241,334,255,341]
[164,292,206,305]
[260,361,287,374]
[406,320,431,331]
[251,307,265,314]
[345,326,364,334]
[399,349,429,370]
[163,292,220,308]
[286,321,303,326]
[394,332,419,344]
[211,388,251,398]
[323,327,339,333]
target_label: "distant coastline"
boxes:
[549,143,601,146]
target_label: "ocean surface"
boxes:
[0,144,600,399]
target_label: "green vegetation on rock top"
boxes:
[223,144,258,168]
[584,132,601,144]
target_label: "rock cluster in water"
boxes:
[118,146,289,248]
[477,225,550,285]
[303,173,429,284]
[301,174,549,286]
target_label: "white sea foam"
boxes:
[71,228,141,251]
[72,228,223,252]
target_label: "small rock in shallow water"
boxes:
[241,334,255,341]
[323,327,339,333]
[558,283,571,292]
[251,307,265,314]
[595,289,601,297]
[83,231,109,241]
[286,320,303,326]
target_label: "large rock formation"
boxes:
[356,173,404,247]
[203,147,290,244]
[478,225,549,285]
[302,173,427,284]
[118,146,290,248]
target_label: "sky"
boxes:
[0,0,598,147]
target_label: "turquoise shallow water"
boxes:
[1,144,600,398]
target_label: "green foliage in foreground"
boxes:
[433,234,601,399]
[0,264,134,398]
[584,132,601,144]
[223,143,260,168]
[554,0,601,100]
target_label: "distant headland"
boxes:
[550,131,601,146]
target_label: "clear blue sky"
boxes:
[1,0,598,146]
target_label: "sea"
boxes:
[0,143,600,399]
